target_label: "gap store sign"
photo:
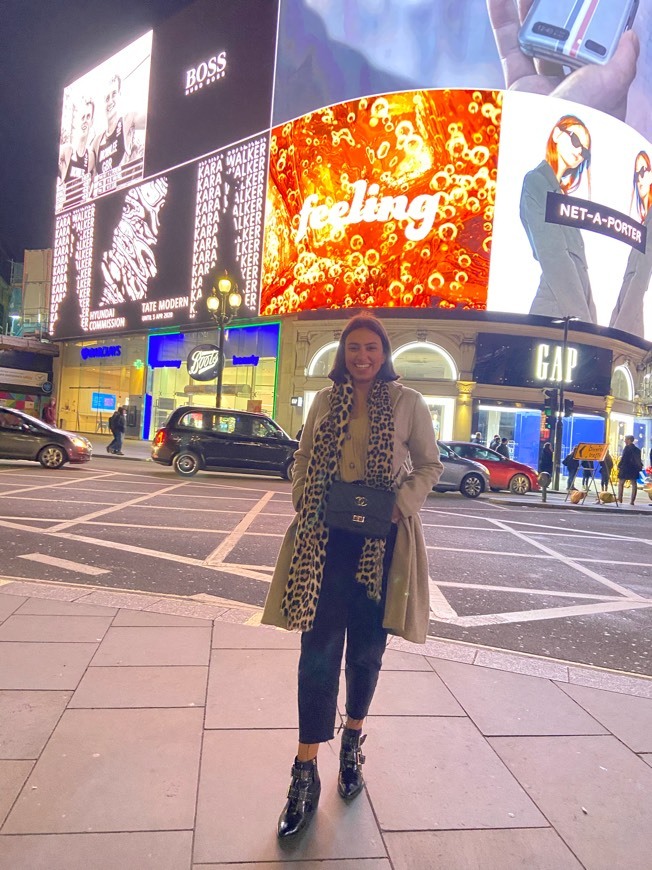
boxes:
[473,334,613,396]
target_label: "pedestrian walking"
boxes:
[489,434,501,451]
[580,459,594,487]
[539,442,553,475]
[617,435,643,505]
[42,400,57,426]
[599,452,613,491]
[496,437,510,459]
[562,449,580,489]
[262,314,443,839]
[107,406,126,455]
[471,431,483,444]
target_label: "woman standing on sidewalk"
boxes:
[262,314,443,838]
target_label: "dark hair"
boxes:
[328,314,399,384]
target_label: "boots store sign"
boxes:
[187,344,221,380]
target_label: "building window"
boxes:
[392,342,457,380]
[307,342,338,377]
[611,365,634,401]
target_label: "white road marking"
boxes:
[452,599,652,628]
[429,580,458,619]
[19,553,109,576]
[0,472,116,498]
[204,491,276,565]
[435,580,627,601]
[48,482,189,532]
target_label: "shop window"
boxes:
[611,366,634,401]
[307,342,338,377]
[392,342,457,380]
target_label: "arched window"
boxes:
[611,365,634,401]
[307,341,338,377]
[392,342,457,381]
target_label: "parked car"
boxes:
[433,441,490,499]
[0,406,92,468]
[444,441,540,494]
[151,406,298,479]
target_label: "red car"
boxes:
[445,441,540,494]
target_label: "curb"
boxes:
[489,496,652,516]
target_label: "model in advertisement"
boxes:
[520,114,597,322]
[609,150,652,337]
[92,75,145,179]
[58,97,96,186]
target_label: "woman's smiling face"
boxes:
[344,327,387,386]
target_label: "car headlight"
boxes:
[71,436,88,448]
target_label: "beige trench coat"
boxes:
[261,381,444,643]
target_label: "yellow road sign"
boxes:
[572,443,608,461]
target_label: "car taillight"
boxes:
[153,429,166,446]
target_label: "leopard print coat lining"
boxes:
[281,377,395,632]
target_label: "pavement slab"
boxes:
[211,621,301,650]
[70,665,208,708]
[0,761,33,828]
[193,862,391,869]
[429,658,607,736]
[384,829,584,870]
[10,597,118,617]
[369,669,465,717]
[0,691,72,758]
[205,649,298,729]
[490,735,652,870]
[364,716,547,831]
[0,831,193,870]
[0,642,98,690]
[90,626,211,667]
[557,682,652,753]
[193,730,386,864]
[112,607,213,627]
[3,707,204,833]
[0,596,27,623]
[0,614,113,643]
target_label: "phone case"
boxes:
[518,0,639,69]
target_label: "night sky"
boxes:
[0,0,194,279]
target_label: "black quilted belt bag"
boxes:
[325,480,396,539]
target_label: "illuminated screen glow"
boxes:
[261,90,501,315]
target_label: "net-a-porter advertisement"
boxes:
[50,0,279,341]
[488,91,652,341]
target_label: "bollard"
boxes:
[538,472,551,503]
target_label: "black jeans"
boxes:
[297,525,397,744]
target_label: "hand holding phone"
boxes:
[518,0,639,70]
[486,0,639,122]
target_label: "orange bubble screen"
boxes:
[260,89,502,316]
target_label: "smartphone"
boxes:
[518,0,639,69]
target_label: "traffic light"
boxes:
[563,398,574,417]
[543,388,558,430]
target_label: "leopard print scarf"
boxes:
[282,377,395,632]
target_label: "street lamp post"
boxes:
[205,274,242,408]
[551,315,579,490]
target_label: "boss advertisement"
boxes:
[56,31,152,214]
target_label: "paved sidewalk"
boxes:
[1,579,651,869]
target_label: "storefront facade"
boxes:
[0,340,57,419]
[269,311,651,472]
[56,321,281,440]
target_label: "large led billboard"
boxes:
[261,90,500,315]
[50,0,279,341]
[50,0,652,345]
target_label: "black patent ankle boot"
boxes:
[277,757,321,839]
[338,728,366,800]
